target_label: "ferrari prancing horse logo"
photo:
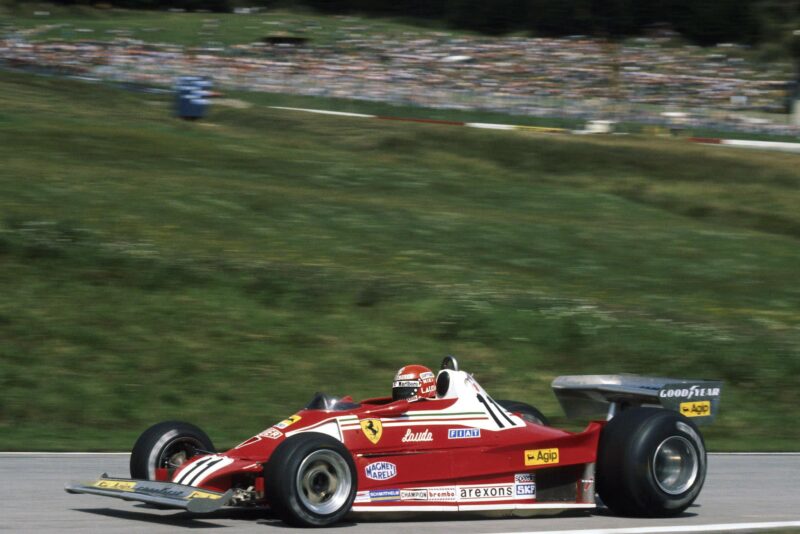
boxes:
[360,419,383,444]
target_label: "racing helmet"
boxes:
[392,364,436,401]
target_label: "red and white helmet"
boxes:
[392,364,436,401]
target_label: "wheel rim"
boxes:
[296,449,351,515]
[159,437,205,476]
[652,436,699,495]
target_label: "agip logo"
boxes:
[680,400,711,417]
[524,448,559,466]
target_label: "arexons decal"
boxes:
[458,485,514,500]
[364,461,397,481]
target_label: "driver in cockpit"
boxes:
[392,365,437,401]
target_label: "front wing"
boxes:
[65,474,233,513]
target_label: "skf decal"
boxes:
[524,448,559,466]
[515,483,536,496]
[275,414,301,429]
[360,419,383,444]
[448,428,480,439]
[364,461,397,481]
[188,490,223,500]
[680,400,711,417]
[93,480,136,492]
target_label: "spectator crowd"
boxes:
[1,23,797,134]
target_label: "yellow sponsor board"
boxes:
[680,400,711,417]
[275,414,302,429]
[188,490,222,500]
[93,480,137,492]
[524,448,559,466]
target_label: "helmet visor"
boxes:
[392,386,418,401]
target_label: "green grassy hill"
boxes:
[1,71,799,451]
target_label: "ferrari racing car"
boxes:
[66,357,722,526]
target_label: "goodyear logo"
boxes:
[524,448,559,466]
[93,480,136,492]
[680,400,711,417]
[188,490,222,500]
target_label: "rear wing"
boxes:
[552,375,722,425]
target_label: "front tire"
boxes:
[130,421,214,480]
[597,408,706,517]
[264,433,357,527]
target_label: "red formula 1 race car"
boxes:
[66,357,722,527]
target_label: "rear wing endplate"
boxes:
[65,474,233,513]
[551,375,722,425]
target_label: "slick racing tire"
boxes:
[496,400,550,426]
[265,433,357,527]
[130,421,215,480]
[597,407,706,517]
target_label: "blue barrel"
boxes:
[175,76,212,119]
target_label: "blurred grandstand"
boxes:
[2,16,798,135]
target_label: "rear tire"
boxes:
[496,400,549,426]
[264,433,357,527]
[597,408,706,517]
[130,421,214,481]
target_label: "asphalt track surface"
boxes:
[1,453,798,533]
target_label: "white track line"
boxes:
[483,520,800,534]
[270,106,375,118]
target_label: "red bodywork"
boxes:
[165,370,604,513]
